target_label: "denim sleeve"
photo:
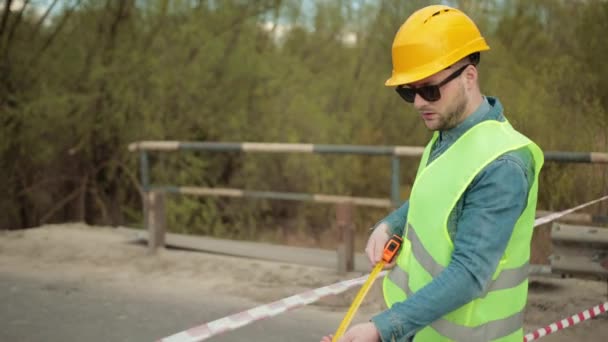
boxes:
[371,151,533,341]
[374,201,409,236]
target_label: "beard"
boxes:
[434,85,468,131]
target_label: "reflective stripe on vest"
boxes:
[405,223,529,295]
[388,267,524,342]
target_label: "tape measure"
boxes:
[332,234,403,341]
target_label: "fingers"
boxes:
[365,240,376,266]
[365,238,383,266]
[366,223,390,267]
[383,259,397,270]
[320,334,333,342]
[373,241,383,264]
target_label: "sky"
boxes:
[2,0,53,17]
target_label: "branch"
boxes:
[141,0,168,53]
[102,0,133,65]
[93,158,144,198]
[186,2,275,65]
[267,0,282,36]
[75,0,111,84]
[39,186,82,224]
[29,0,58,41]
[28,0,82,70]
[17,176,81,196]
[88,185,110,224]
[0,0,12,39]
[3,0,29,57]
[88,157,144,225]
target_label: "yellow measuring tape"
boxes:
[332,261,385,341]
[332,235,403,341]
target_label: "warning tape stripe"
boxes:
[533,195,608,227]
[158,271,388,342]
[524,302,608,341]
[159,195,608,342]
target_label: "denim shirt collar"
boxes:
[439,96,504,143]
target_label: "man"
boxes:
[322,5,544,342]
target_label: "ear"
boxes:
[463,65,477,89]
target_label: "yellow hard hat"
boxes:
[385,5,490,87]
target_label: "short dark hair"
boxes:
[468,52,480,66]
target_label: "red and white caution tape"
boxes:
[159,194,608,342]
[524,302,608,341]
[533,195,608,227]
[158,271,387,342]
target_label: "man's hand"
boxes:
[365,222,397,269]
[319,322,381,342]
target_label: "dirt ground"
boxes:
[1,223,607,341]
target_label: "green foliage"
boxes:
[0,0,606,239]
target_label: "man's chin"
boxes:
[423,121,442,131]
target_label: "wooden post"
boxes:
[145,190,166,253]
[336,201,355,274]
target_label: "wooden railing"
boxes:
[130,141,608,273]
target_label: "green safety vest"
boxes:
[383,120,544,342]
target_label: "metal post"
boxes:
[139,151,150,192]
[336,202,354,274]
[145,190,166,253]
[140,150,151,233]
[391,156,400,207]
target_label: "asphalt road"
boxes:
[0,272,362,342]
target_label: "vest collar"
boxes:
[439,96,504,143]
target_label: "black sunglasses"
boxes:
[395,64,471,103]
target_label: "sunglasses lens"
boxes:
[418,86,441,102]
[396,85,442,103]
[396,87,416,103]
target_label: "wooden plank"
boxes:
[550,223,608,279]
[591,152,608,163]
[551,223,608,245]
[552,244,607,259]
[550,254,608,278]
[128,141,180,152]
[167,186,393,208]
[537,210,592,224]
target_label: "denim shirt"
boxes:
[371,96,535,341]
